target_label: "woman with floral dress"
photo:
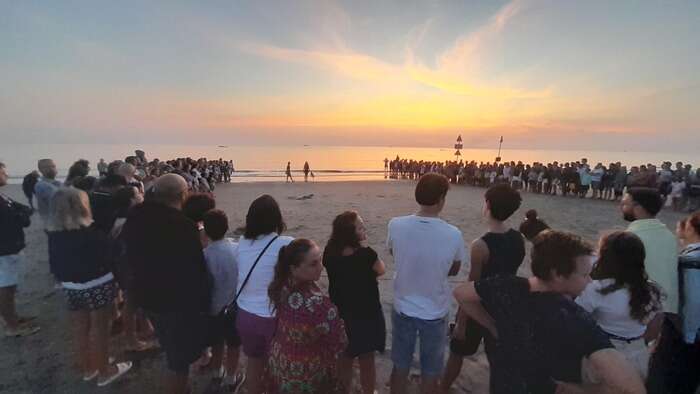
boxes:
[266,238,347,393]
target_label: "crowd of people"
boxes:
[386,156,700,212]
[1,154,700,394]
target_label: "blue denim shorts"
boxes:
[391,309,447,377]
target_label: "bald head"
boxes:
[152,174,188,209]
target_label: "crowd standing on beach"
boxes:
[1,151,700,394]
[387,156,700,212]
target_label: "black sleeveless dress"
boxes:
[323,247,386,357]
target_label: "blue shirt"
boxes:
[679,243,700,344]
[34,178,60,224]
[203,238,239,315]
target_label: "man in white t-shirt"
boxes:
[387,173,467,394]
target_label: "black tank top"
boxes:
[480,229,526,279]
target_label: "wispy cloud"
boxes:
[238,0,547,99]
[437,0,523,74]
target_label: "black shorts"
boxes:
[208,311,241,348]
[449,319,486,357]
[147,310,208,374]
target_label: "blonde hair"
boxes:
[48,187,93,231]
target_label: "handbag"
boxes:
[222,235,279,318]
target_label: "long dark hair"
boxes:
[244,195,286,239]
[268,239,314,311]
[592,231,661,322]
[324,211,361,258]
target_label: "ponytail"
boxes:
[268,239,314,311]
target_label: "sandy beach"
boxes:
[0,180,688,394]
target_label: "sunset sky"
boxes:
[2,0,699,151]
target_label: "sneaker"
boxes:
[5,324,40,338]
[222,373,245,393]
[96,361,133,387]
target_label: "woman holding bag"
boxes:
[442,184,525,393]
[234,195,293,394]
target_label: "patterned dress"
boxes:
[266,282,347,393]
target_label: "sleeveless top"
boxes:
[480,229,526,279]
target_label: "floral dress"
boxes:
[266,282,347,393]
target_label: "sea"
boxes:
[1,143,698,184]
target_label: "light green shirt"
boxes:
[627,219,679,313]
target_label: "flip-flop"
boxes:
[96,361,132,387]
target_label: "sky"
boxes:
[1,0,699,152]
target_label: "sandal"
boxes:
[96,361,133,387]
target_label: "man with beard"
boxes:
[621,188,678,315]
[621,187,679,390]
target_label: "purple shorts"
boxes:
[236,308,277,358]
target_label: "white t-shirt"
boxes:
[576,279,657,339]
[204,238,239,316]
[387,215,468,320]
[235,233,294,318]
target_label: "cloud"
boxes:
[437,0,522,74]
[237,0,546,99]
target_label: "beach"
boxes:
[0,180,687,394]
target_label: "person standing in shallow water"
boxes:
[285,162,294,183]
[303,161,311,182]
[323,211,386,394]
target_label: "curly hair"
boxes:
[592,231,662,322]
[268,239,315,312]
[324,211,361,258]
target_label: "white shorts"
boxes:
[0,254,22,288]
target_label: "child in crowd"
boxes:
[519,209,550,242]
[202,209,244,391]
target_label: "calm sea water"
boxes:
[1,143,697,183]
